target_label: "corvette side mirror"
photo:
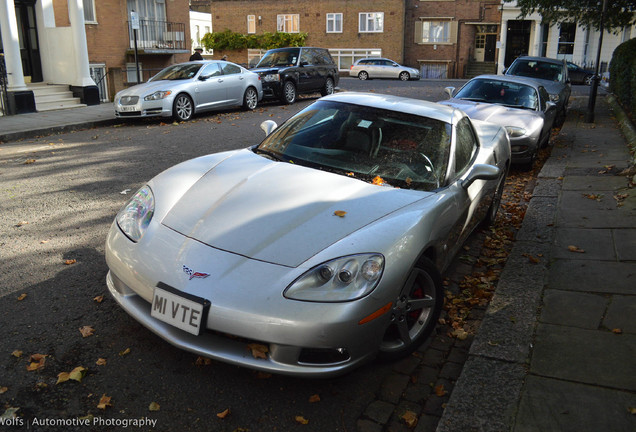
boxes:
[260,120,278,136]
[461,164,500,189]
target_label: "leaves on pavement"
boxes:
[96,358,107,366]
[26,354,46,371]
[333,210,347,217]
[216,408,230,419]
[308,394,320,403]
[64,259,77,265]
[79,326,94,337]
[56,366,86,384]
[11,350,23,358]
[402,410,418,428]
[17,293,27,301]
[567,245,585,253]
[149,402,160,412]
[295,416,309,425]
[97,394,112,410]
[119,348,131,356]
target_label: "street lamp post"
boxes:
[585,0,608,123]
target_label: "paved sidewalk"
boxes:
[438,96,636,431]
[0,103,117,143]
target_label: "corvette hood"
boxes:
[441,99,540,126]
[161,150,429,267]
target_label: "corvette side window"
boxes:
[455,117,478,175]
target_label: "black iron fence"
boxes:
[127,19,186,51]
[0,54,8,116]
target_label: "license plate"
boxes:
[150,283,210,335]
[119,105,137,112]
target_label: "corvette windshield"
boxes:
[150,64,203,81]
[456,79,538,110]
[256,100,451,191]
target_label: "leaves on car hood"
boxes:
[162,150,429,267]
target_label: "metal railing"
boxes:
[127,19,186,51]
[0,55,8,116]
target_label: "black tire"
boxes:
[399,71,410,81]
[378,257,442,361]
[173,94,193,121]
[554,107,567,128]
[321,77,335,96]
[482,172,507,226]
[281,81,297,104]
[358,71,369,81]
[242,86,258,110]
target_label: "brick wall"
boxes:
[404,0,501,78]
[83,0,191,98]
[204,0,406,64]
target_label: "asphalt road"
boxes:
[0,78,573,431]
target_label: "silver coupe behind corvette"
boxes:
[105,93,511,377]
[440,75,556,170]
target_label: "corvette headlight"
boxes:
[262,74,280,82]
[284,254,384,302]
[504,126,527,138]
[549,94,559,102]
[116,185,154,242]
[144,91,172,101]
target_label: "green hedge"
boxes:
[201,30,308,52]
[609,38,636,117]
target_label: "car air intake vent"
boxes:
[298,348,350,365]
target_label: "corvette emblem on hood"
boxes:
[183,265,210,281]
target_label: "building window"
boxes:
[359,12,384,33]
[277,14,299,33]
[328,48,382,71]
[83,0,97,23]
[126,62,143,84]
[247,15,256,34]
[417,20,453,43]
[326,13,342,33]
[558,23,576,55]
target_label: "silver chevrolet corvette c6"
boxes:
[105,92,511,377]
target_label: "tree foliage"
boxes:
[507,0,636,31]
[200,30,308,52]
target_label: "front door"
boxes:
[485,35,497,62]
[505,20,531,68]
[15,0,42,83]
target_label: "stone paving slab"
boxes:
[436,356,527,432]
[547,260,636,294]
[604,295,636,333]
[515,196,557,242]
[615,228,636,260]
[530,323,636,391]
[561,175,630,191]
[469,241,549,363]
[551,228,616,260]
[514,375,636,432]
[557,190,635,228]
[539,289,607,329]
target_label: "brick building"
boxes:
[1,0,191,115]
[192,0,407,72]
[403,0,501,79]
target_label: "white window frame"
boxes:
[247,15,256,34]
[83,0,97,24]
[277,14,299,33]
[359,12,384,33]
[126,62,143,84]
[416,19,456,44]
[326,13,343,33]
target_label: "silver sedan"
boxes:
[105,93,510,377]
[114,60,263,122]
[350,58,421,81]
[440,75,556,169]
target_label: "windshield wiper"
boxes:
[253,147,284,161]
[459,97,488,102]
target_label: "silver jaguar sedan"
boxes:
[105,93,510,377]
[114,60,263,122]
[440,75,556,170]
